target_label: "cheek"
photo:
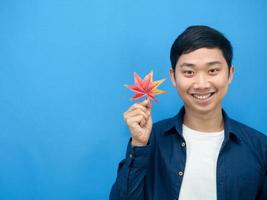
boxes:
[176,77,192,92]
[213,76,230,92]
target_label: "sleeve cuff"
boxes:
[125,138,151,168]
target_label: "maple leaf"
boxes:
[124,71,166,102]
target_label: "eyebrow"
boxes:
[179,61,222,68]
[207,61,222,66]
[179,63,196,68]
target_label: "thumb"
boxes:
[139,98,152,109]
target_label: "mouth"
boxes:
[191,92,216,100]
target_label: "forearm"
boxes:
[110,140,151,200]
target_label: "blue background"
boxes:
[0,0,267,199]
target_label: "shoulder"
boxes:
[230,118,267,145]
[228,118,267,166]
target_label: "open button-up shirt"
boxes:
[110,108,267,200]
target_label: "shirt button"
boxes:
[178,171,184,176]
[181,142,186,147]
[129,154,133,158]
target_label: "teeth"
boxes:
[192,93,212,100]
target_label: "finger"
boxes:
[126,115,147,128]
[125,109,149,120]
[129,122,143,136]
[144,116,152,128]
[124,104,151,119]
[128,103,150,113]
[139,118,146,127]
[146,98,152,109]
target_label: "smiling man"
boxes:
[110,25,267,200]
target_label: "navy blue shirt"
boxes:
[110,108,267,200]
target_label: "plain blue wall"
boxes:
[0,0,267,199]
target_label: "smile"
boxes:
[191,92,215,100]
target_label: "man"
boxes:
[110,25,267,200]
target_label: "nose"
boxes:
[193,73,210,89]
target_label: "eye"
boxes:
[183,70,194,77]
[208,68,219,75]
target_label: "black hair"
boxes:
[170,25,233,70]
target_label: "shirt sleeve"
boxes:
[258,147,267,200]
[109,138,151,200]
[258,172,267,200]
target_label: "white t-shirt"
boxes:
[178,124,224,200]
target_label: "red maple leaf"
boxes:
[124,71,166,102]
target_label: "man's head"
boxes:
[169,25,234,115]
[170,25,233,71]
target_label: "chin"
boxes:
[185,102,220,115]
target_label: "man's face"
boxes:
[170,48,234,115]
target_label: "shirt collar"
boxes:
[162,107,241,143]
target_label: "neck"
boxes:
[183,106,224,132]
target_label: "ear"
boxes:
[169,68,177,87]
[228,65,234,84]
